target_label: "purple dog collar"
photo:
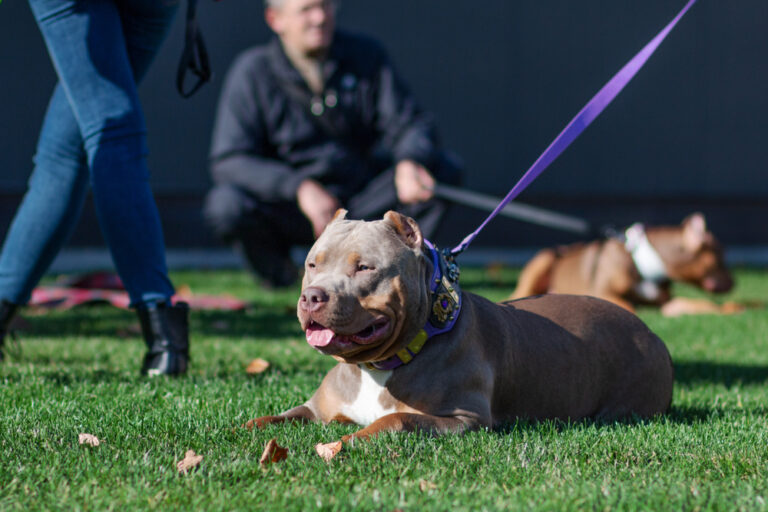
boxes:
[366,239,462,371]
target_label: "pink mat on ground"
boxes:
[30,272,247,311]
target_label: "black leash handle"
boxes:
[433,183,591,235]
[433,183,620,240]
[176,0,212,98]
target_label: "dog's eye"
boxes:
[357,264,373,272]
[308,262,316,269]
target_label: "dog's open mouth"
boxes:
[305,318,390,348]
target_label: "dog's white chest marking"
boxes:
[341,367,395,426]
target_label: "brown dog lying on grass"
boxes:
[245,210,674,459]
[510,213,738,316]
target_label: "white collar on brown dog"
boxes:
[624,223,668,283]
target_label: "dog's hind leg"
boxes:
[510,249,557,299]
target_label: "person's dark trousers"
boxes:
[204,185,313,288]
[204,155,462,287]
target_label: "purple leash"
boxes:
[450,0,698,256]
[369,0,698,371]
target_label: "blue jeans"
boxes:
[0,0,179,306]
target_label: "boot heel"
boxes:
[137,301,190,376]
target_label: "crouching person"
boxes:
[204,0,462,288]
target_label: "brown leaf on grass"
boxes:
[315,441,343,461]
[175,284,193,298]
[177,449,203,474]
[419,479,437,492]
[246,358,270,375]
[78,433,100,447]
[259,438,289,465]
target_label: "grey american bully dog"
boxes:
[245,210,673,459]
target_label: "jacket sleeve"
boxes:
[209,53,305,201]
[372,46,440,171]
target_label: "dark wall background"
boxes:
[1,0,766,251]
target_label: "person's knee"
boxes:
[203,185,251,239]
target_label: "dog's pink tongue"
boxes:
[306,327,336,347]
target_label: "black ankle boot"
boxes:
[137,301,190,376]
[0,299,19,361]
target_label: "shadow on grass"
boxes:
[673,360,768,386]
[194,309,301,339]
[0,366,271,386]
[0,367,137,385]
[492,400,768,436]
[14,306,302,340]
[660,403,768,423]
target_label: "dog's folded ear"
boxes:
[383,211,423,250]
[331,209,348,222]
[682,212,707,251]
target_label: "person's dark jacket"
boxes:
[209,30,443,204]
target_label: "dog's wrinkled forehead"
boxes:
[308,219,410,269]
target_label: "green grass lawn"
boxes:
[2,266,767,511]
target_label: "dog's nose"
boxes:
[300,287,329,312]
[704,274,734,294]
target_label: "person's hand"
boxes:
[395,160,435,204]
[297,179,340,238]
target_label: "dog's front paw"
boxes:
[315,440,343,461]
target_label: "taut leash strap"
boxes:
[450,0,698,256]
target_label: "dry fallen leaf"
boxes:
[175,284,193,298]
[78,433,100,447]
[259,438,289,465]
[315,441,343,461]
[246,358,270,375]
[177,449,203,474]
[419,479,437,492]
